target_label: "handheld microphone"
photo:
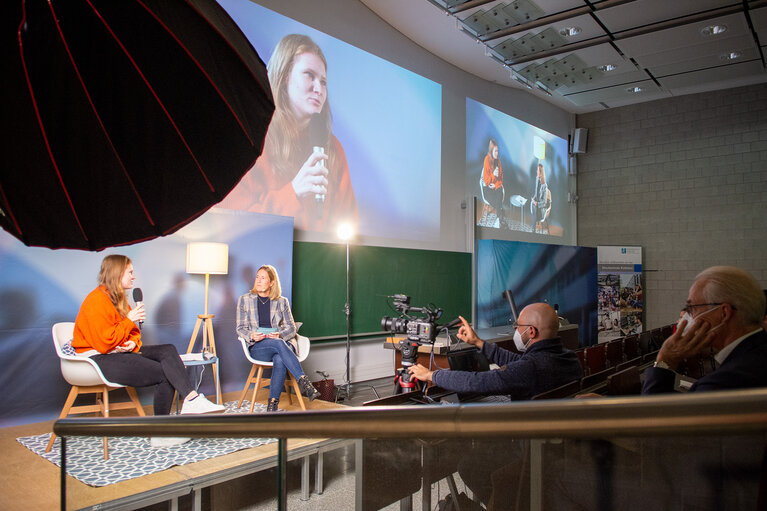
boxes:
[308,113,327,207]
[132,288,144,329]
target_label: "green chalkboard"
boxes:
[292,242,471,339]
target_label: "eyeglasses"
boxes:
[512,322,534,330]
[681,303,722,315]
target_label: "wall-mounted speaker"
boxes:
[572,128,588,154]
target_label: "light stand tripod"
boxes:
[337,224,354,401]
[342,238,352,399]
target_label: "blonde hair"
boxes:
[695,266,765,327]
[251,264,282,301]
[98,254,131,317]
[265,34,336,182]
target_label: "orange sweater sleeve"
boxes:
[72,286,142,354]
[482,156,503,188]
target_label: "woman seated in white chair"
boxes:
[236,264,320,411]
[72,255,224,446]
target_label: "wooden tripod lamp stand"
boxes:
[185,242,228,399]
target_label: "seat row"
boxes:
[531,363,644,400]
[574,323,674,377]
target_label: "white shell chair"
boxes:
[46,322,146,460]
[237,334,311,412]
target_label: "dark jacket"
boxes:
[642,329,767,394]
[432,337,582,400]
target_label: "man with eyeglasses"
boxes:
[643,266,767,394]
[408,302,582,400]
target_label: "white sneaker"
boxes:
[150,436,190,448]
[181,393,225,414]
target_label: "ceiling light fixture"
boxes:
[598,64,617,72]
[720,51,741,61]
[626,86,643,93]
[559,26,582,37]
[700,24,727,37]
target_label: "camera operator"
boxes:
[408,303,582,400]
[409,303,582,508]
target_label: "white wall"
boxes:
[576,83,767,329]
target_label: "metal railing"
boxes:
[55,388,767,510]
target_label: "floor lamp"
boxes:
[337,223,355,398]
[185,242,228,402]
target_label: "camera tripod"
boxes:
[393,339,424,394]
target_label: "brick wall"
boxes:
[576,83,767,329]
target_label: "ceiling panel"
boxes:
[563,79,666,106]
[361,0,767,113]
[615,13,751,57]
[595,0,741,33]
[647,45,762,78]
[658,60,767,94]
[750,5,767,42]
[633,34,757,70]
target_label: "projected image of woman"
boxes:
[481,139,505,226]
[221,34,357,232]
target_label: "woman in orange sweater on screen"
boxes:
[72,255,224,432]
[481,138,504,222]
[220,34,357,233]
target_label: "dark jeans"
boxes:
[91,344,193,415]
[249,338,305,400]
[484,186,504,216]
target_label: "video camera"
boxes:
[381,294,446,394]
[381,294,442,345]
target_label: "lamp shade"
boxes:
[186,242,229,275]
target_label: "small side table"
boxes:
[510,194,528,228]
[177,353,221,412]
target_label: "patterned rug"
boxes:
[17,400,277,487]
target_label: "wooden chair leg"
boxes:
[125,387,146,416]
[249,366,265,413]
[289,376,307,411]
[284,376,295,405]
[238,364,257,408]
[102,388,110,460]
[46,386,80,453]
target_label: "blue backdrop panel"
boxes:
[0,209,292,427]
[476,239,597,346]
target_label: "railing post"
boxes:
[278,438,287,510]
[60,436,66,511]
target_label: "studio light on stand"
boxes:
[337,222,355,399]
[185,242,228,402]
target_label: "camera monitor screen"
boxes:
[467,98,571,243]
[217,1,442,243]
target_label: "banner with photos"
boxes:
[597,246,643,343]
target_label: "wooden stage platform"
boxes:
[1,390,349,510]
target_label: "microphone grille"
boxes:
[132,288,143,302]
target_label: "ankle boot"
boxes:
[298,375,321,402]
[266,398,279,412]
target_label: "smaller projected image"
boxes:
[467,98,569,239]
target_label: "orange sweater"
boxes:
[72,286,142,354]
[483,155,503,188]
